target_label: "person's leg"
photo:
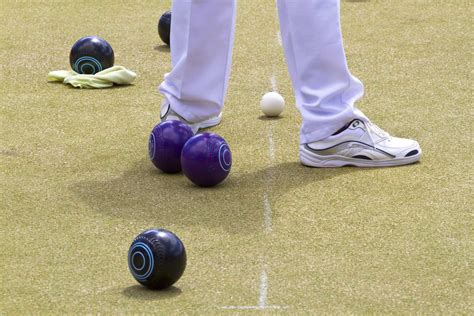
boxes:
[277,0,366,144]
[277,0,421,167]
[159,0,237,124]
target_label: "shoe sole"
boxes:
[300,146,421,168]
[161,102,222,133]
[195,113,222,130]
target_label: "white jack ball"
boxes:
[260,92,285,117]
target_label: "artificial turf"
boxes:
[1,0,472,314]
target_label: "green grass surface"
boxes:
[1,0,472,314]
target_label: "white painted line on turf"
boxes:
[270,75,278,92]
[268,126,275,163]
[220,266,290,310]
[221,33,290,313]
[263,193,272,233]
[274,0,282,47]
[258,264,269,308]
[263,123,275,233]
[221,305,289,310]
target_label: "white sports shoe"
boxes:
[160,101,222,134]
[300,119,422,167]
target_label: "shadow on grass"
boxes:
[154,45,170,52]
[47,81,135,90]
[257,115,285,121]
[71,159,358,233]
[122,285,182,300]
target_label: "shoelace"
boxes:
[365,121,391,145]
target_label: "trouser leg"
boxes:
[277,0,367,143]
[159,0,237,123]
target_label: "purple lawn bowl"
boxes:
[148,120,194,174]
[181,133,232,187]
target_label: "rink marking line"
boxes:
[258,264,269,308]
[221,305,289,310]
[270,75,278,92]
[220,28,289,313]
[263,82,276,233]
[263,192,272,233]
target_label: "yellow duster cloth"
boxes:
[48,66,137,88]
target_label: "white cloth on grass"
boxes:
[159,0,367,144]
[48,66,136,89]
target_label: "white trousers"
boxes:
[159,0,367,143]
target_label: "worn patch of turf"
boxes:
[1,0,472,314]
